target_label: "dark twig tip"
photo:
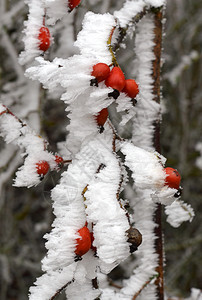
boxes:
[108,89,120,99]
[90,78,98,87]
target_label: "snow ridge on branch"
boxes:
[0,103,56,187]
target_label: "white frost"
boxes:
[120,141,166,190]
[165,200,195,228]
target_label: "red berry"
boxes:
[55,155,64,166]
[122,79,139,98]
[164,167,181,189]
[75,226,91,257]
[36,161,50,176]
[105,66,125,92]
[95,108,108,127]
[91,63,110,83]
[68,0,81,10]
[38,27,50,52]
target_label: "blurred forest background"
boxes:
[0,0,202,299]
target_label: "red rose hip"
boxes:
[68,0,81,11]
[38,26,51,52]
[105,66,125,92]
[123,79,139,98]
[91,63,110,83]
[36,160,50,176]
[95,108,108,127]
[164,167,181,189]
[75,226,91,257]
[55,155,64,166]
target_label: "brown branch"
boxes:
[113,8,148,52]
[132,277,155,300]
[107,26,118,67]
[108,278,122,289]
[151,8,164,300]
[0,109,7,116]
[49,279,74,300]
[63,159,72,164]
[116,173,124,200]
[0,105,26,127]
[167,298,184,300]
[107,119,124,153]
[107,120,131,224]
[92,277,99,289]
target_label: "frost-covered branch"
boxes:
[50,280,74,300]
[0,104,59,187]
[0,0,197,299]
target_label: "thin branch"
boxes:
[107,119,124,153]
[63,159,72,164]
[92,277,99,289]
[107,26,118,67]
[108,278,122,289]
[0,105,26,127]
[132,276,157,300]
[113,8,148,52]
[0,104,49,151]
[49,280,74,300]
[151,7,164,300]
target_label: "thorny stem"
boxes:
[108,278,122,289]
[107,8,147,67]
[132,276,158,300]
[107,26,119,67]
[113,8,147,52]
[49,279,74,300]
[63,159,72,164]
[106,120,131,224]
[92,277,99,289]
[0,105,50,151]
[107,119,124,152]
[152,8,164,300]
[0,105,26,127]
[43,8,46,26]
[0,105,49,150]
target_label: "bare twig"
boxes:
[108,278,122,289]
[113,8,148,52]
[0,105,26,127]
[107,119,124,153]
[151,8,164,300]
[49,280,74,300]
[92,277,99,289]
[63,159,72,164]
[132,276,157,300]
[107,26,118,67]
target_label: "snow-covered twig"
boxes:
[0,103,57,187]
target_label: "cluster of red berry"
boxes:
[91,63,139,99]
[36,155,64,177]
[91,63,139,127]
[37,0,81,52]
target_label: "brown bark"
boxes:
[50,280,74,300]
[152,9,164,300]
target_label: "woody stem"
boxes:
[152,7,164,300]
